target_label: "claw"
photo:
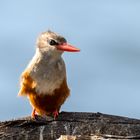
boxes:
[53,110,59,119]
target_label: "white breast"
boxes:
[26,49,66,95]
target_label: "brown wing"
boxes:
[18,71,36,96]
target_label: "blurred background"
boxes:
[0,0,140,120]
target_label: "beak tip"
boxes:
[75,49,80,52]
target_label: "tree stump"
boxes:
[0,112,140,140]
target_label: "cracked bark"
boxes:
[0,112,140,140]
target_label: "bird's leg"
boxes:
[31,108,37,119]
[53,110,59,119]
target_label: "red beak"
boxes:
[57,43,80,52]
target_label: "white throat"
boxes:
[27,48,66,95]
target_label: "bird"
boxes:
[18,30,80,119]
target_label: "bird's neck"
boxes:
[36,48,62,64]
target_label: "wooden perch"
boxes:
[0,112,140,140]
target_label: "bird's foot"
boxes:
[31,108,38,119]
[31,109,44,120]
[53,110,59,120]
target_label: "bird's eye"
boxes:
[49,39,59,46]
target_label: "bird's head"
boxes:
[36,30,80,57]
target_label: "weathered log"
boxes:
[0,112,140,140]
